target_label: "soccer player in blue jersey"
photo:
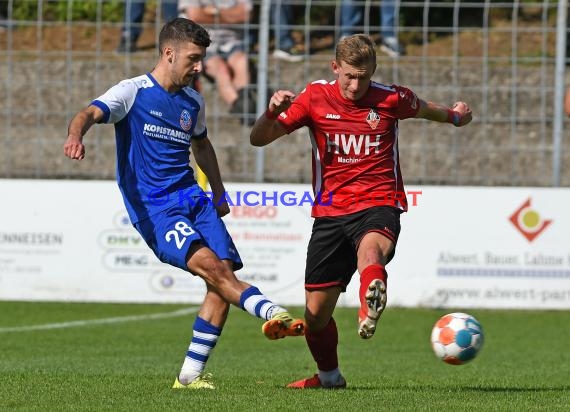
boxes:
[64,17,304,390]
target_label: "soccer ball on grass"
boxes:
[430,312,484,365]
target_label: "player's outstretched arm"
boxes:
[64,105,104,160]
[415,99,472,127]
[250,90,294,147]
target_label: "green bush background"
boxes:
[11,0,127,22]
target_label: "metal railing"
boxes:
[0,0,568,186]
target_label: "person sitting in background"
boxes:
[271,2,303,63]
[340,0,405,57]
[182,0,256,125]
[116,0,179,53]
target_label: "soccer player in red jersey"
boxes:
[250,34,472,389]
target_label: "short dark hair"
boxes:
[158,17,211,54]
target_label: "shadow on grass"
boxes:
[458,385,570,393]
[345,383,570,393]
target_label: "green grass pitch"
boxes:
[1,301,569,411]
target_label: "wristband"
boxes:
[264,109,278,120]
[447,109,461,126]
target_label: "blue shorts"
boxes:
[134,193,243,272]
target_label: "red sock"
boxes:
[359,264,388,321]
[305,318,338,371]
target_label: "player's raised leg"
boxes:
[357,264,387,339]
[186,244,305,340]
[238,286,305,339]
[356,230,393,339]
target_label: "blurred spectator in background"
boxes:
[340,0,405,57]
[564,87,570,116]
[182,0,256,125]
[116,0,178,53]
[565,16,569,121]
[0,0,8,31]
[272,2,303,62]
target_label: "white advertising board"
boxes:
[0,180,568,309]
[0,180,310,304]
[383,186,570,310]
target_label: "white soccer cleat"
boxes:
[358,279,387,339]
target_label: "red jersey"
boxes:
[277,79,420,217]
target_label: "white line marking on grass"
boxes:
[0,307,198,333]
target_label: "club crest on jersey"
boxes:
[180,109,192,132]
[366,109,381,129]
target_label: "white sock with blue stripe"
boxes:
[239,286,287,320]
[179,316,221,385]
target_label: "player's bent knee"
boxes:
[303,312,330,332]
[192,257,237,288]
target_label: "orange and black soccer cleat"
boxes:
[262,312,305,340]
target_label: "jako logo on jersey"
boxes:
[366,109,381,129]
[326,113,341,119]
[325,133,381,155]
[150,110,163,117]
[180,109,192,132]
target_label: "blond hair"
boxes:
[335,34,377,68]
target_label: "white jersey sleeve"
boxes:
[93,74,152,124]
[185,87,207,138]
